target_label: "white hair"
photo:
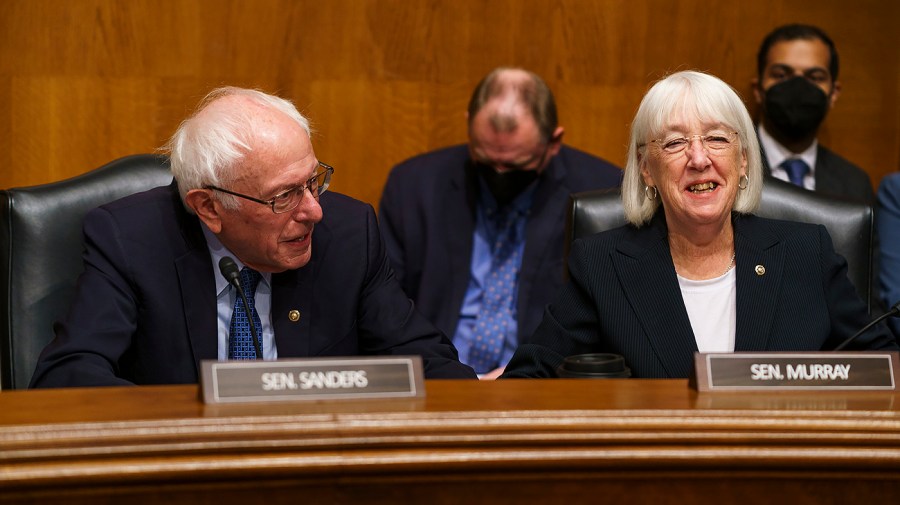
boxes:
[622,71,763,226]
[162,87,311,211]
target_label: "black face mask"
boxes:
[763,76,830,141]
[475,163,540,207]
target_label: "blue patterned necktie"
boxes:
[781,158,810,187]
[469,210,520,374]
[228,267,263,360]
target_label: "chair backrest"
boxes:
[566,177,874,311]
[0,154,173,389]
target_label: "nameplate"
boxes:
[200,356,425,404]
[692,352,900,392]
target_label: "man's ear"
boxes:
[185,189,223,233]
[547,126,565,158]
[751,77,763,106]
[829,80,842,109]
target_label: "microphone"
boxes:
[833,300,900,351]
[218,256,263,359]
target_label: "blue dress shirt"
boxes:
[201,224,278,360]
[453,179,535,371]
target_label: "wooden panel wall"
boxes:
[1,0,898,207]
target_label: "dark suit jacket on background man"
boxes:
[761,143,874,204]
[379,144,621,351]
[754,24,875,205]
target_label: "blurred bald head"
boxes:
[467,67,558,143]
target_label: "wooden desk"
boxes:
[2,379,899,504]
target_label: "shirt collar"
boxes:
[758,123,818,174]
[200,222,271,296]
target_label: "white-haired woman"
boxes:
[503,71,896,379]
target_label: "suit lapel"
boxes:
[172,208,218,368]
[813,145,841,196]
[271,270,311,358]
[758,132,774,176]
[439,163,477,331]
[518,156,567,330]
[176,250,217,364]
[270,211,327,358]
[733,215,784,351]
[612,215,697,377]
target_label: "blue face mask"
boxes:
[764,76,830,141]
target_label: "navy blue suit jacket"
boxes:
[378,144,622,348]
[30,183,475,387]
[503,212,898,379]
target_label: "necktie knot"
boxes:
[781,158,810,187]
[239,267,262,296]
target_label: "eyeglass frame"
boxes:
[204,161,334,214]
[471,141,552,173]
[646,131,740,155]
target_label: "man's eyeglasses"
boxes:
[473,143,551,173]
[205,162,334,214]
[650,131,739,155]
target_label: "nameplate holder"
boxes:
[200,355,425,404]
[691,351,900,392]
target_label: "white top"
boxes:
[678,267,737,353]
[758,123,818,190]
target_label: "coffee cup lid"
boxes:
[557,353,631,378]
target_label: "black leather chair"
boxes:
[0,155,173,389]
[567,177,875,311]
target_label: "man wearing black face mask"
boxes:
[379,67,621,378]
[753,24,875,204]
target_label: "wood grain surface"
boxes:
[1,379,899,503]
[1,1,897,208]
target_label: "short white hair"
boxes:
[622,71,762,226]
[162,87,311,211]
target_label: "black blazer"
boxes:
[30,183,475,387]
[502,212,898,379]
[379,144,622,347]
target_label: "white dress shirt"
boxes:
[758,123,818,190]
